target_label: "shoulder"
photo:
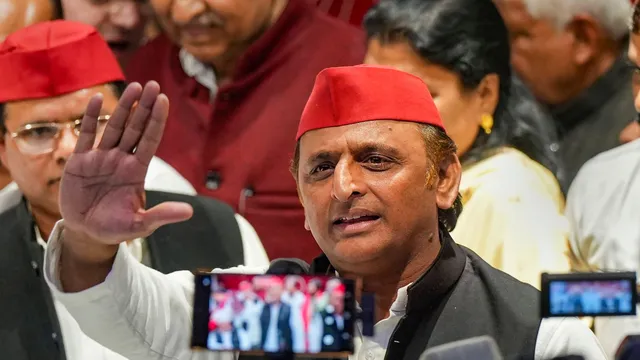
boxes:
[301,5,366,61]
[145,157,196,195]
[0,182,22,215]
[536,317,606,360]
[464,249,539,296]
[569,139,640,199]
[125,35,176,81]
[462,148,563,205]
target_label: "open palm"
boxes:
[60,82,193,245]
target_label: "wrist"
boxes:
[61,226,119,265]
[59,226,119,292]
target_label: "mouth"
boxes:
[332,211,381,235]
[47,177,61,186]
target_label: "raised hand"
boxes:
[60,81,193,245]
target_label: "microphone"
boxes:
[616,334,640,360]
[265,258,310,275]
[419,336,503,360]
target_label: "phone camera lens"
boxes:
[202,277,211,287]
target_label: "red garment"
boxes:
[310,0,377,27]
[297,65,445,140]
[125,0,366,262]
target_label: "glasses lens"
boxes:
[15,125,59,155]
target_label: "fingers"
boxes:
[98,83,143,150]
[135,93,169,166]
[139,202,194,232]
[75,94,103,154]
[118,82,161,153]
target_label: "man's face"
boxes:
[266,282,283,303]
[297,120,451,270]
[0,0,54,41]
[495,0,578,105]
[61,0,149,66]
[0,85,118,216]
[148,0,275,64]
[329,291,344,314]
[622,31,640,144]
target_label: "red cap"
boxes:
[0,20,125,103]
[296,65,445,140]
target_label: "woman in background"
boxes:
[363,0,569,288]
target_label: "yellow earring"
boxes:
[480,114,493,134]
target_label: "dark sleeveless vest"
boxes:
[0,190,244,360]
[241,229,541,360]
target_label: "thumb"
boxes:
[139,201,194,231]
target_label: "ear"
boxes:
[474,73,500,122]
[435,153,461,210]
[566,15,600,66]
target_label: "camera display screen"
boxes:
[541,272,637,318]
[191,273,356,356]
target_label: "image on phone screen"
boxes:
[541,272,637,318]
[191,273,356,356]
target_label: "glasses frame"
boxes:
[8,115,111,155]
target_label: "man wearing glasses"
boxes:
[0,20,269,360]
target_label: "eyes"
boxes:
[310,155,393,176]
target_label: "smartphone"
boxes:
[540,272,637,318]
[191,273,356,356]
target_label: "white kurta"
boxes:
[45,221,607,360]
[2,156,271,360]
[566,138,640,359]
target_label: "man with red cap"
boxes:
[44,65,605,359]
[0,20,268,360]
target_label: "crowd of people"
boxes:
[550,281,635,316]
[0,0,639,359]
[207,275,348,354]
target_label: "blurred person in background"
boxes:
[0,20,268,360]
[59,0,150,67]
[0,0,57,41]
[565,3,640,356]
[311,0,376,26]
[363,0,569,288]
[495,0,635,191]
[125,0,366,262]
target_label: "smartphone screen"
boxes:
[541,272,637,318]
[191,273,356,356]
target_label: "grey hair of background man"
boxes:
[496,0,632,40]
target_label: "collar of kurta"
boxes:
[549,55,633,137]
[309,226,467,313]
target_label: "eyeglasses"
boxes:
[8,115,110,155]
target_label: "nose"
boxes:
[172,0,206,25]
[331,159,365,202]
[53,128,77,166]
[109,1,141,30]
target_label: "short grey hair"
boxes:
[520,0,631,40]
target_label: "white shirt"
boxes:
[3,156,270,360]
[44,221,606,360]
[566,138,640,359]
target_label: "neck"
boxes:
[339,231,441,321]
[209,0,289,85]
[30,204,60,241]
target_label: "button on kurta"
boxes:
[205,171,221,190]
